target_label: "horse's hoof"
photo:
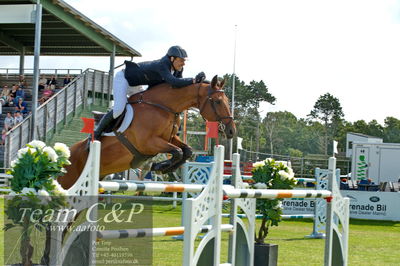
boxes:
[151,161,172,172]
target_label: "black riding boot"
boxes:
[94,110,115,140]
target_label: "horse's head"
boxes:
[198,75,236,139]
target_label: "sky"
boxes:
[2,0,400,125]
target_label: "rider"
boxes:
[92,45,206,140]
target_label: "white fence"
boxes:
[3,68,111,168]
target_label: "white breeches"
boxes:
[113,70,147,118]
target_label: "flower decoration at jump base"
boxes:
[4,141,71,265]
[8,140,70,195]
[251,158,297,244]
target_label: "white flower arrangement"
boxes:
[253,182,268,189]
[21,187,37,195]
[252,161,266,170]
[54,142,71,158]
[275,160,288,167]
[52,179,68,196]
[43,146,58,162]
[5,141,71,266]
[251,157,298,244]
[28,140,46,149]
[17,147,31,159]
[8,140,71,195]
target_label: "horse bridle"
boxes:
[197,84,234,132]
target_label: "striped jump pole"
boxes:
[97,224,234,239]
[99,181,204,193]
[101,194,183,202]
[223,188,332,199]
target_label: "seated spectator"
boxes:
[63,75,72,87]
[39,87,54,104]
[0,85,11,104]
[1,128,6,145]
[4,112,14,131]
[14,86,25,104]
[39,75,47,91]
[18,75,27,89]
[47,75,57,90]
[13,111,23,125]
[8,84,17,106]
[15,98,28,116]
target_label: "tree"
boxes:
[308,93,344,155]
[383,117,400,143]
[262,111,298,155]
[222,74,276,120]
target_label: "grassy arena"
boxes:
[0,198,399,265]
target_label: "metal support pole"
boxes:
[229,25,237,160]
[30,2,42,140]
[19,47,25,75]
[108,44,115,106]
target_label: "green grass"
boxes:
[0,199,399,265]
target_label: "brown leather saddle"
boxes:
[91,108,154,168]
[92,109,126,133]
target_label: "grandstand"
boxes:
[0,0,141,168]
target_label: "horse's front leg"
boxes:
[160,135,193,173]
[149,138,183,173]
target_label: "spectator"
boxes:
[14,86,25,104]
[47,75,57,90]
[63,75,72,87]
[8,84,17,106]
[14,111,23,125]
[15,98,28,116]
[0,85,11,104]
[39,75,47,91]
[1,128,6,145]
[18,75,27,89]
[39,87,54,104]
[4,112,14,131]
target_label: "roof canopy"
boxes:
[0,0,141,57]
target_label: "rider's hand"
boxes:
[195,72,206,83]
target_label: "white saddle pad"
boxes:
[102,104,134,137]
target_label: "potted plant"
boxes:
[4,140,70,266]
[251,158,297,266]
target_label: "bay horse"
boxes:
[57,75,236,189]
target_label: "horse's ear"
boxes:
[211,75,218,89]
[220,79,225,88]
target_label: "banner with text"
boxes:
[283,191,400,221]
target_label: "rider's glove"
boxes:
[195,72,206,83]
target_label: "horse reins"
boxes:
[129,84,234,141]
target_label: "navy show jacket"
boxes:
[124,55,193,88]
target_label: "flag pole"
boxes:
[229,25,238,160]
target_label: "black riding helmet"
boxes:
[167,45,188,59]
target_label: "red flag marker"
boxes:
[206,121,219,145]
[206,121,219,138]
[81,117,95,142]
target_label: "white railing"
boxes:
[3,68,111,167]
[0,68,83,78]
